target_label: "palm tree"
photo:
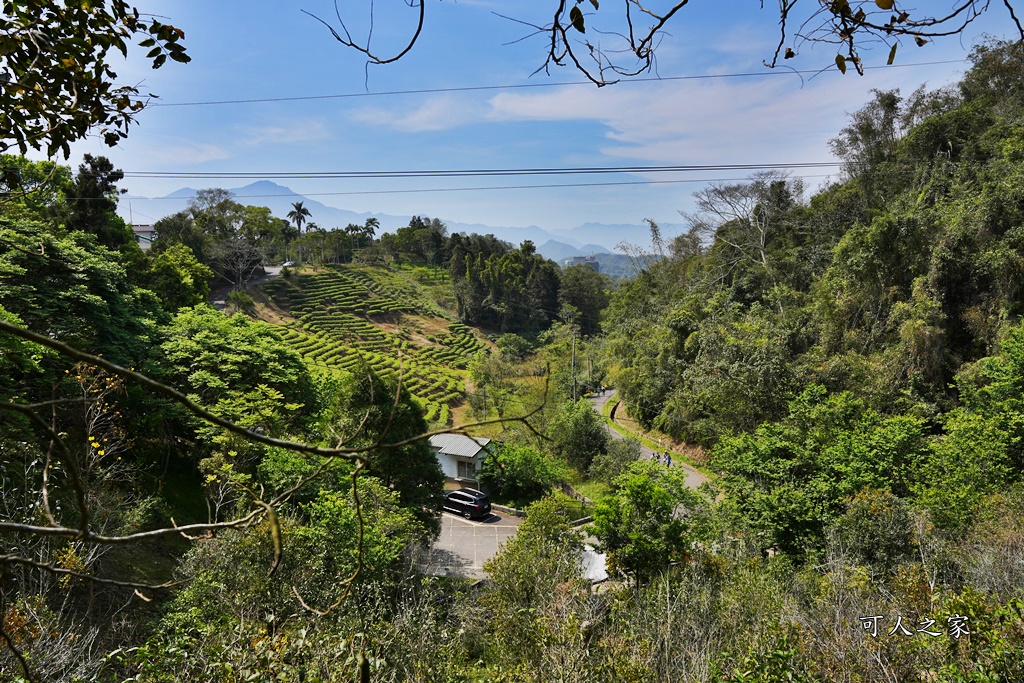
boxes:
[287,201,312,234]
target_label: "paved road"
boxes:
[421,511,523,579]
[587,389,710,489]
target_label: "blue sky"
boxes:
[65,1,1021,239]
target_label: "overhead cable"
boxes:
[121,162,842,180]
[142,59,967,108]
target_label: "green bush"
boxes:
[225,288,255,314]
[481,443,567,508]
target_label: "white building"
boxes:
[133,224,156,250]
[429,434,491,489]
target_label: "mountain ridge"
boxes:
[118,180,661,260]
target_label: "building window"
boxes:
[457,460,476,479]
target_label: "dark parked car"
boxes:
[443,488,492,519]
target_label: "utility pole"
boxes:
[571,326,577,402]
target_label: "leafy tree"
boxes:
[482,496,585,669]
[711,385,929,553]
[559,263,610,336]
[160,304,319,453]
[955,322,1024,470]
[65,154,135,252]
[452,240,561,333]
[225,288,256,315]
[0,0,189,157]
[592,460,705,584]
[328,365,444,536]
[0,154,74,221]
[480,443,565,506]
[0,218,165,366]
[589,436,642,483]
[548,397,609,471]
[468,350,519,419]
[152,209,210,262]
[386,215,449,265]
[151,190,291,286]
[910,326,1024,529]
[165,476,424,632]
[831,488,916,576]
[495,332,533,360]
[291,226,353,265]
[829,88,908,180]
[147,243,214,312]
[960,38,1024,113]
[304,477,427,583]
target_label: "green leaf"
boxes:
[875,0,894,9]
[152,53,167,69]
[887,42,897,65]
[835,54,847,74]
[589,0,599,9]
[569,5,585,33]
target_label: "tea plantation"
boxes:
[260,264,488,425]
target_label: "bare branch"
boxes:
[1005,0,1024,37]
[303,0,425,66]
[0,554,182,591]
[314,2,1021,83]
[0,615,35,683]
[0,508,265,544]
[0,400,91,537]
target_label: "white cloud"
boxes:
[486,65,955,169]
[142,139,233,165]
[71,132,233,167]
[240,120,330,146]
[350,95,487,132]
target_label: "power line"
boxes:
[120,162,842,180]
[118,174,833,201]
[141,59,968,108]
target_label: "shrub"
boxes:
[481,444,566,507]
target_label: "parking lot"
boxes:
[420,511,523,579]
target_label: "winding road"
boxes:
[587,389,710,490]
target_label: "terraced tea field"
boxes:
[259,264,489,425]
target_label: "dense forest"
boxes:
[3,36,1024,683]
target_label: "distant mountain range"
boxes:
[118,180,670,263]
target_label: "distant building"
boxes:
[564,254,600,272]
[430,434,491,489]
[132,224,156,250]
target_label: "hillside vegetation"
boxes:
[4,37,1024,683]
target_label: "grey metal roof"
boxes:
[429,434,491,458]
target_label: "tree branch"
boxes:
[303,0,425,66]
